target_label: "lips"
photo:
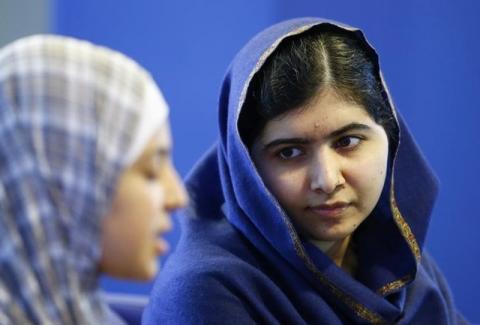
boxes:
[154,217,172,255]
[307,202,350,218]
[152,236,168,256]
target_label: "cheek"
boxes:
[100,175,166,279]
[347,152,388,203]
[260,166,305,204]
[146,182,165,211]
[111,179,164,235]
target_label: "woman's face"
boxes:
[99,121,188,280]
[251,89,389,246]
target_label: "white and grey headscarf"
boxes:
[0,35,168,324]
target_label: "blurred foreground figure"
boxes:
[0,35,186,324]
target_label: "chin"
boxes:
[121,259,159,281]
[312,229,353,243]
[135,261,159,281]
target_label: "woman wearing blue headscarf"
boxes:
[144,18,467,324]
[0,35,187,323]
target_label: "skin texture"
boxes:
[99,121,188,280]
[251,89,389,267]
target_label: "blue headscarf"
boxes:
[145,18,464,324]
[0,35,168,323]
[219,18,442,322]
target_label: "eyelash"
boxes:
[144,166,162,181]
[144,171,157,181]
[276,147,304,160]
[274,135,365,160]
[333,135,364,150]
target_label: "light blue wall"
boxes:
[0,0,51,46]
[53,0,480,322]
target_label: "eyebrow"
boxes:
[330,122,372,138]
[141,148,170,163]
[264,138,311,150]
[155,148,171,157]
[263,122,372,150]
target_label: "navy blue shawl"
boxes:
[144,18,467,324]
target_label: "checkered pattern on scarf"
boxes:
[0,35,168,324]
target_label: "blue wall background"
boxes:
[54,0,479,321]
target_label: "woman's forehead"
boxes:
[267,91,371,129]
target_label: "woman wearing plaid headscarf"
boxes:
[0,35,187,324]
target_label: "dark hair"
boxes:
[239,24,398,150]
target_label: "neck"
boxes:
[311,235,352,268]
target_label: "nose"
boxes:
[163,164,188,212]
[309,150,344,194]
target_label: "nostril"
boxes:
[310,170,340,194]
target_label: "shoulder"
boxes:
[143,248,260,324]
[143,219,268,324]
[410,250,469,324]
[417,250,451,290]
[412,250,455,300]
[150,226,270,297]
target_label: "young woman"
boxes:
[0,35,187,323]
[144,18,467,324]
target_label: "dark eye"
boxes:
[334,136,361,149]
[144,168,160,181]
[278,147,303,160]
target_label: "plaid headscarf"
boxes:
[0,35,168,324]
